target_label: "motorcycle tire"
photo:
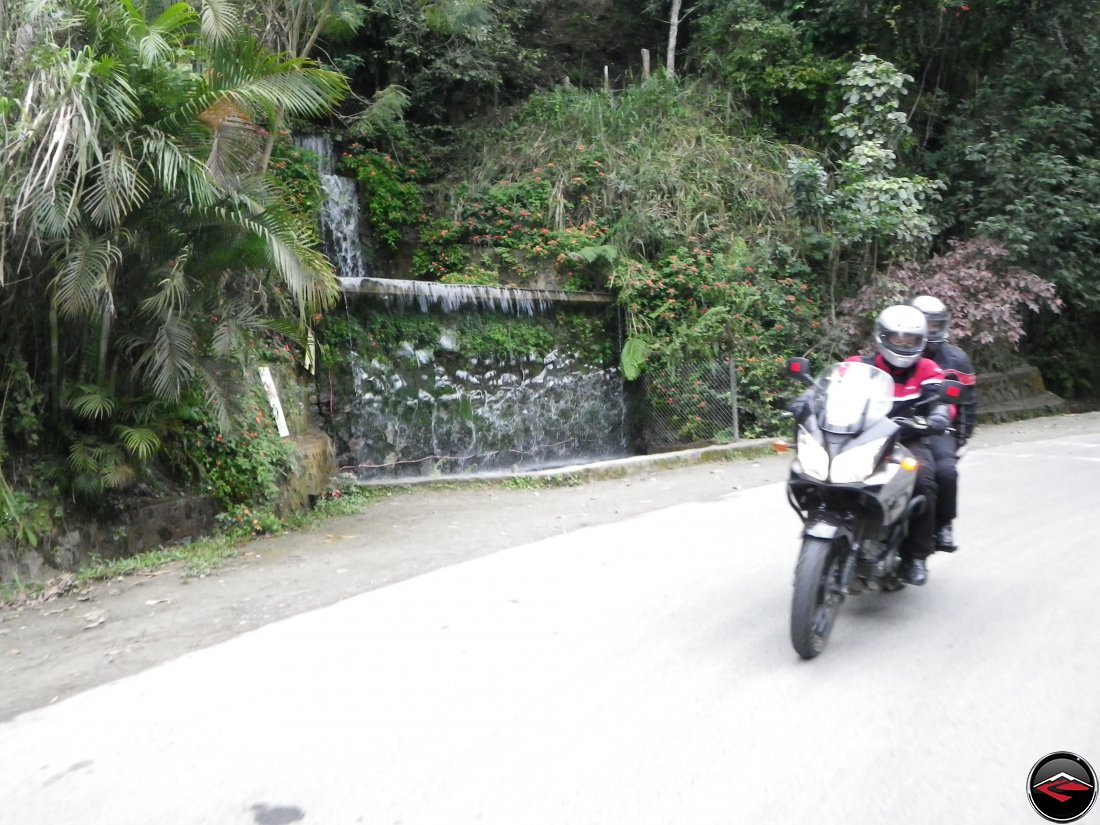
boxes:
[790,537,845,659]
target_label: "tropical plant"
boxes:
[688,0,847,141]
[612,237,822,435]
[787,54,945,321]
[0,0,347,502]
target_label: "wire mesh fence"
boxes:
[641,355,740,451]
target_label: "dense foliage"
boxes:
[4,0,1100,556]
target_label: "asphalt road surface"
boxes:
[2,417,1099,824]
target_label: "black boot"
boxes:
[903,557,928,586]
[935,523,957,552]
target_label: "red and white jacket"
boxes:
[847,353,945,418]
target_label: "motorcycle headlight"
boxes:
[795,427,829,481]
[829,437,889,484]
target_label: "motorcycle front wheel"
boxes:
[790,537,846,659]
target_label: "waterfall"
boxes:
[319,177,367,280]
[294,135,367,279]
[295,133,631,477]
[337,347,629,481]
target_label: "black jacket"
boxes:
[927,342,977,441]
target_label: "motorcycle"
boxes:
[781,358,964,659]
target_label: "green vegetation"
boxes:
[4,0,1100,580]
[338,144,425,248]
[319,307,615,366]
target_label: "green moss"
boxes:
[319,306,616,366]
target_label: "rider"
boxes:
[908,295,978,552]
[788,305,949,585]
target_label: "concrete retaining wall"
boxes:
[974,365,1067,424]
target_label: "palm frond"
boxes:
[85,145,149,226]
[113,424,162,461]
[211,298,265,359]
[138,127,220,207]
[137,1,197,66]
[195,365,232,431]
[133,311,197,401]
[140,253,192,317]
[52,232,123,319]
[101,459,137,490]
[347,84,410,139]
[69,384,117,420]
[227,64,349,120]
[192,192,339,316]
[199,0,241,46]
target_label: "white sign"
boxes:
[258,366,291,437]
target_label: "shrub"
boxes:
[337,144,424,249]
[178,391,295,510]
[838,237,1063,368]
[614,237,823,436]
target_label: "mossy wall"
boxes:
[315,300,630,479]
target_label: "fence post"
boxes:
[729,356,740,441]
[641,49,651,81]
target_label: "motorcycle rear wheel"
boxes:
[790,537,845,659]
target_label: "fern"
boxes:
[567,245,619,266]
[620,336,652,381]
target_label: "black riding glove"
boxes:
[786,391,813,423]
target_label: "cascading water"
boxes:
[337,342,629,480]
[296,134,631,478]
[295,135,368,279]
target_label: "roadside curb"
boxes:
[356,437,780,489]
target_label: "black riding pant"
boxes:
[927,433,959,528]
[903,438,938,559]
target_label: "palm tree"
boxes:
[0,0,348,497]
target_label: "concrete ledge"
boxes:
[977,392,1067,424]
[354,437,779,489]
[975,365,1067,424]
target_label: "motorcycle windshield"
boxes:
[812,362,895,434]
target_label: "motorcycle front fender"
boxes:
[803,520,840,540]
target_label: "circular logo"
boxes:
[1028,752,1096,822]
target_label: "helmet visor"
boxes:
[886,330,923,349]
[925,319,946,339]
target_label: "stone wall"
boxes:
[974,365,1067,424]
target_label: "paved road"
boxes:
[2,424,1099,824]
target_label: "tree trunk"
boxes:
[667,0,683,77]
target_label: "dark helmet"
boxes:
[908,294,950,346]
[873,304,928,369]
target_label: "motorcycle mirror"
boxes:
[939,379,966,402]
[786,357,814,385]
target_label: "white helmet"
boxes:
[908,294,949,345]
[873,304,928,369]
